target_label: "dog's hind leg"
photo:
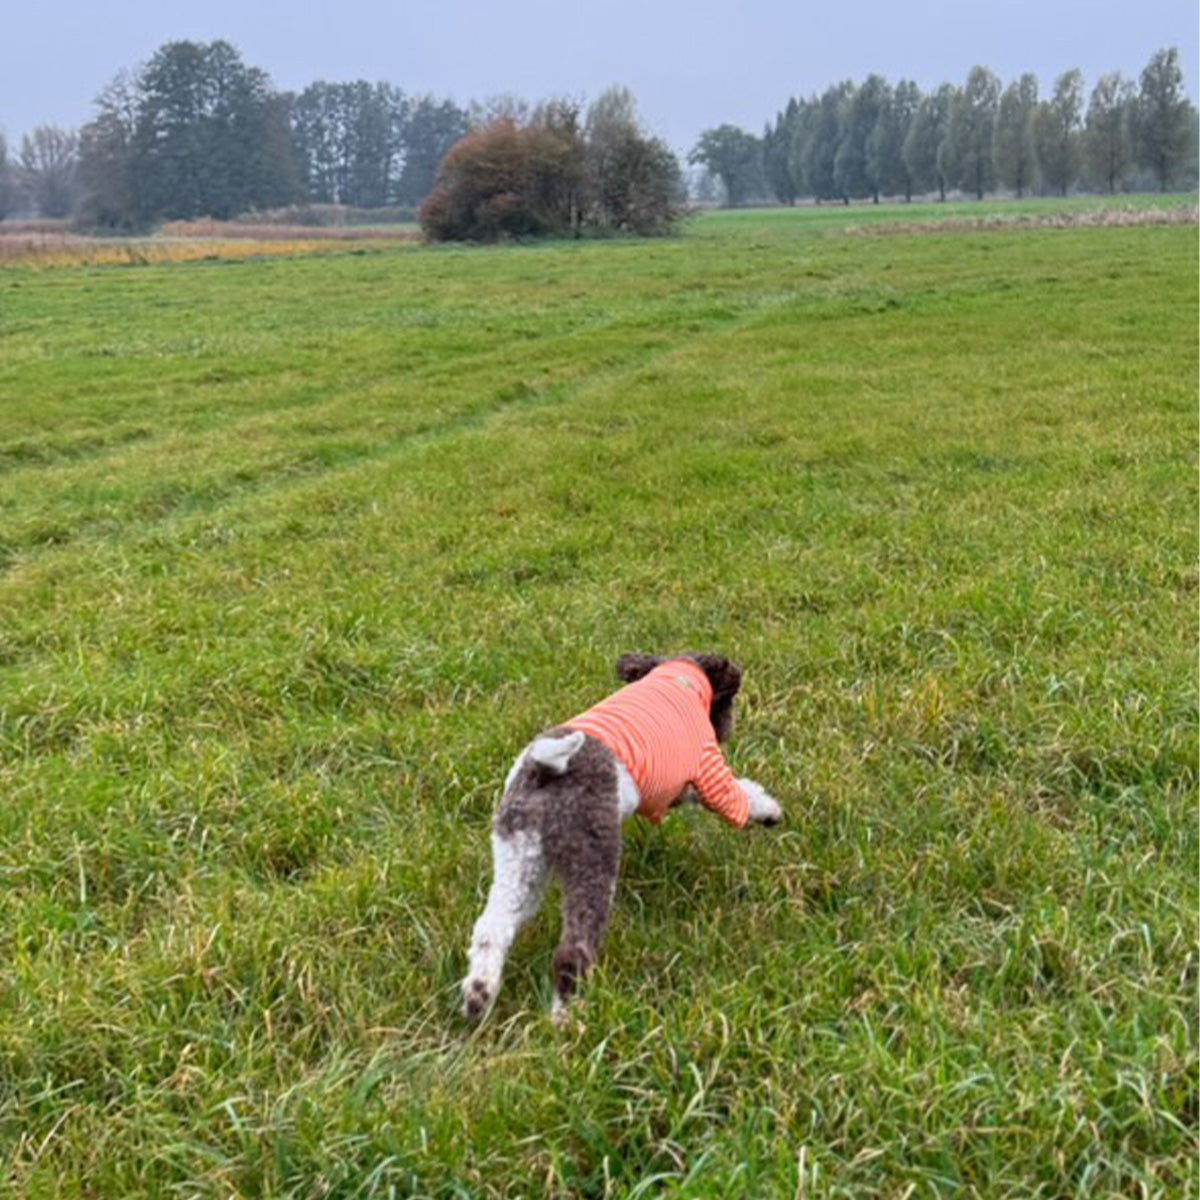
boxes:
[461,828,547,1021]
[549,834,620,1025]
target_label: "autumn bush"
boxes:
[421,91,685,242]
[421,113,582,241]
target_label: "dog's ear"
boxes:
[688,654,743,743]
[616,653,664,683]
[689,654,742,701]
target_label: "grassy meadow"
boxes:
[0,200,1197,1197]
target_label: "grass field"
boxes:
[1,200,1196,1197]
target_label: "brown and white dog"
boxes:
[461,653,782,1024]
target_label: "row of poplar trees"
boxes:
[0,40,472,227]
[692,48,1197,206]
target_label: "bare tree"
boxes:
[0,133,19,218]
[78,71,140,228]
[20,126,80,218]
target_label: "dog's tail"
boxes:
[529,730,585,776]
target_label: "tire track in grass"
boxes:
[0,285,819,577]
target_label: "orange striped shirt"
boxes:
[567,659,749,828]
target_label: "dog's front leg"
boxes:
[739,778,783,825]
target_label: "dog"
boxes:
[461,652,782,1024]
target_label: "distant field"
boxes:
[0,218,418,267]
[1,200,1196,1197]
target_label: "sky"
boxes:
[1,0,1196,157]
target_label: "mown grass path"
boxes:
[1,204,1196,1197]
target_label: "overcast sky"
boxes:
[1,0,1196,155]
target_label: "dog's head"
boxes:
[615,652,743,744]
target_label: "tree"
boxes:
[18,126,80,217]
[1185,106,1200,191]
[868,79,921,201]
[77,41,299,227]
[292,81,405,206]
[0,133,20,219]
[130,40,295,220]
[291,82,341,203]
[688,125,764,207]
[342,83,405,208]
[1083,72,1135,193]
[585,86,637,225]
[1034,69,1083,196]
[1136,47,1192,191]
[993,74,1039,197]
[801,83,855,203]
[903,83,954,200]
[584,88,683,234]
[255,92,302,210]
[785,97,820,199]
[944,67,1001,199]
[209,52,298,215]
[134,40,220,219]
[78,70,140,227]
[763,100,801,205]
[836,74,891,202]
[395,97,469,207]
[688,165,723,205]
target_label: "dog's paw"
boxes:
[550,994,585,1034]
[740,778,783,826]
[462,977,493,1022]
[550,994,571,1029]
[753,800,783,826]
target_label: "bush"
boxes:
[420,116,582,241]
[421,92,685,242]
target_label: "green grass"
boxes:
[1,199,1196,1198]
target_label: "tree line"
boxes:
[690,48,1197,206]
[0,40,684,239]
[2,41,1195,228]
[0,40,473,227]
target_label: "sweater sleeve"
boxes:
[692,742,750,828]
